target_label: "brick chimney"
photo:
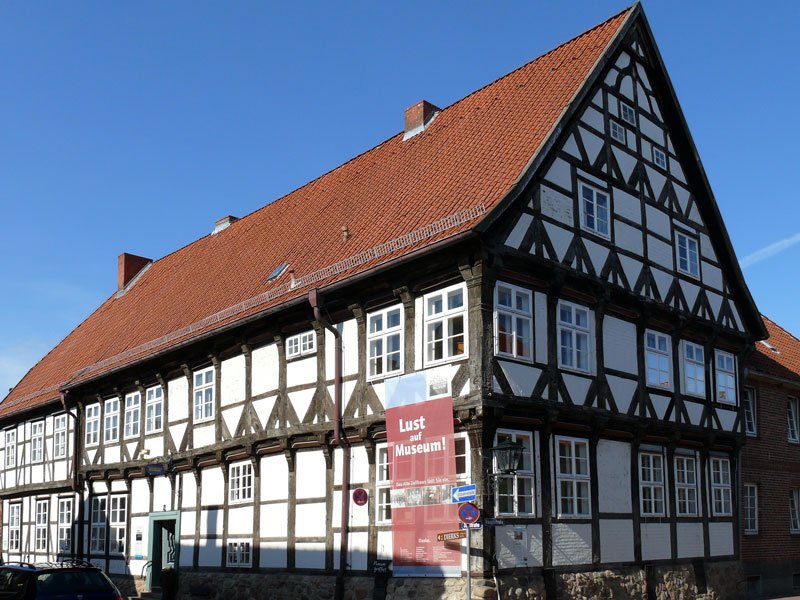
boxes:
[403,100,440,140]
[117,253,151,292]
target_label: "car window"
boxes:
[36,571,113,594]
[0,570,30,599]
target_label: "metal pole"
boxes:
[466,525,472,600]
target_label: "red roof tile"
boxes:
[0,7,634,418]
[748,316,800,385]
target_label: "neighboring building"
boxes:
[742,316,800,599]
[0,5,766,600]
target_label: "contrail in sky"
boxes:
[740,232,800,268]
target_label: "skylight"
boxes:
[267,263,288,282]
[759,340,779,354]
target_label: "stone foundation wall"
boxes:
[108,574,147,598]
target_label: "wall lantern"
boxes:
[491,440,524,474]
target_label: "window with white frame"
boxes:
[639,451,665,516]
[8,503,21,551]
[710,457,732,516]
[58,498,73,553]
[124,392,141,439]
[494,430,535,516]
[682,341,706,397]
[5,428,16,468]
[610,119,626,144]
[54,415,68,458]
[743,484,758,534]
[424,283,467,365]
[556,436,591,517]
[715,351,737,404]
[35,499,48,551]
[229,462,253,503]
[558,301,592,373]
[620,102,636,126]
[193,367,215,422]
[653,147,667,169]
[791,489,800,533]
[376,445,392,523]
[31,421,44,463]
[227,540,252,567]
[104,398,119,443]
[85,405,100,447]
[286,330,316,359]
[494,283,533,361]
[146,386,164,434]
[90,497,107,553]
[676,231,700,278]
[109,496,127,554]
[674,455,698,516]
[367,305,403,379]
[789,398,799,443]
[743,388,757,437]
[645,331,671,389]
[579,182,610,238]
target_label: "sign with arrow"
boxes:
[450,483,476,504]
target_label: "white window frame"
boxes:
[789,398,799,443]
[193,366,215,423]
[423,283,468,366]
[681,341,706,398]
[8,503,21,552]
[653,147,667,169]
[58,498,73,554]
[229,461,253,504]
[743,388,757,437]
[367,305,404,380]
[90,496,107,553]
[124,392,141,439]
[639,451,666,517]
[555,436,591,518]
[676,231,700,278]
[791,489,800,533]
[620,102,636,126]
[35,499,48,552]
[674,454,698,517]
[104,398,120,443]
[85,404,100,447]
[494,430,535,517]
[494,282,533,362]
[578,182,610,239]
[743,484,758,535]
[5,428,16,468]
[286,330,316,359]
[227,540,252,568]
[145,385,164,434]
[645,330,672,390]
[31,421,44,463]
[109,495,127,554]
[557,300,593,374]
[376,444,392,524]
[609,119,627,144]
[710,457,732,517]
[54,415,68,458]
[715,350,737,405]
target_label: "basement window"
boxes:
[227,541,252,568]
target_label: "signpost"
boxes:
[450,484,476,504]
[457,502,480,600]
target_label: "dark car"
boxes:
[0,562,123,600]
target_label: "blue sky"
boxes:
[1,1,798,395]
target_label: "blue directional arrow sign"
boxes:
[451,484,477,504]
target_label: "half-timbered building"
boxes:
[0,5,766,599]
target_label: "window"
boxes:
[227,541,252,567]
[715,351,737,404]
[674,455,698,516]
[579,182,610,238]
[743,388,757,436]
[104,398,119,443]
[653,147,667,169]
[54,415,68,458]
[367,305,403,379]
[710,457,732,516]
[8,503,21,551]
[35,500,48,551]
[31,421,44,463]
[676,231,700,278]
[124,392,141,439]
[556,437,591,517]
[109,496,127,554]
[743,484,758,534]
[789,398,799,443]
[645,331,671,389]
[424,283,467,365]
[146,386,164,434]
[640,451,665,516]
[286,330,316,359]
[85,405,100,447]
[229,462,253,503]
[193,366,215,422]
[791,489,800,533]
[58,498,73,554]
[610,119,626,144]
[494,430,535,516]
[494,283,533,361]
[90,497,107,553]
[558,301,592,373]
[682,341,705,397]
[620,102,636,126]
[5,429,16,468]
[376,445,392,523]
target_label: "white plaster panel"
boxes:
[193,423,215,450]
[702,261,723,292]
[104,446,120,464]
[580,107,604,133]
[615,52,631,69]
[287,356,317,387]
[295,543,326,569]
[612,146,636,184]
[499,361,541,398]
[296,450,327,498]
[680,280,700,311]
[584,239,609,275]
[615,221,643,256]
[613,187,641,224]
[592,90,603,108]
[645,205,671,239]
[350,445,369,485]
[645,166,667,201]
[108,558,127,575]
[579,127,603,165]
[652,268,673,302]
[639,114,663,145]
[597,440,631,513]
[168,423,186,454]
[252,342,279,396]
[709,522,734,556]
[717,408,737,431]
[534,293,548,365]
[619,256,642,289]
[562,134,581,159]
[563,374,591,406]
[641,523,671,560]
[551,523,592,566]
[600,519,634,563]
[684,401,704,426]
[540,186,573,226]
[708,292,723,319]
[197,538,222,567]
[200,467,224,506]
[676,522,704,558]
[731,304,744,331]
[505,213,533,250]
[636,82,649,111]
[131,479,150,514]
[607,94,618,116]
[543,222,572,262]
[699,233,717,261]
[604,68,619,86]
[153,476,172,511]
[377,530,393,561]
[289,388,315,423]
[261,502,288,537]
[650,394,671,420]
[607,375,637,415]
[220,354,246,408]
[227,505,254,535]
[167,376,188,423]
[200,509,223,537]
[222,405,244,439]
[496,524,543,569]
[603,317,637,375]
[181,473,197,509]
[670,157,687,184]
[327,319,358,378]
[647,235,673,270]
[620,75,634,100]
[260,541,287,568]
[544,158,573,193]
[253,396,276,428]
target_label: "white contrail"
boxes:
[740,232,800,269]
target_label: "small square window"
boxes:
[653,147,667,169]
[620,102,636,126]
[610,120,626,144]
[286,330,316,359]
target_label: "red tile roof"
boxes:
[748,316,800,385]
[1,8,636,417]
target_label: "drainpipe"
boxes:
[309,289,348,600]
[60,392,83,559]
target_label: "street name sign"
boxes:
[437,530,467,542]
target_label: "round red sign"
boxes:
[458,501,480,524]
[353,487,369,506]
